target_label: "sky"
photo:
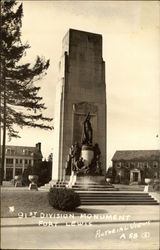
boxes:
[7,0,160,166]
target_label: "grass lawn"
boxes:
[1,188,84,218]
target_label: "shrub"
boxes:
[138,180,145,185]
[48,187,81,211]
[114,175,120,184]
[152,180,160,192]
[38,162,52,187]
[22,167,31,186]
[144,167,155,179]
[22,161,52,187]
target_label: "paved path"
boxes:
[1,205,160,249]
[1,221,159,249]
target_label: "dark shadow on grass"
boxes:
[74,207,107,215]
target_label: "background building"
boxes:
[112,150,160,184]
[0,143,42,180]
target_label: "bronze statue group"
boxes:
[65,113,102,176]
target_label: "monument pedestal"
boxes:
[70,175,116,192]
[81,145,94,166]
[76,175,106,184]
[51,29,107,184]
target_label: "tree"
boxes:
[0,0,53,184]
[48,153,53,162]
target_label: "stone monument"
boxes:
[52,29,106,185]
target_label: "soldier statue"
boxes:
[82,112,93,145]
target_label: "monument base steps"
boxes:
[39,184,158,205]
[2,181,14,187]
[39,182,159,205]
[40,180,116,191]
[71,182,117,191]
[77,192,159,205]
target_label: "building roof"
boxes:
[112,150,160,161]
[0,145,42,158]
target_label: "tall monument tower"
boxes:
[52,29,106,182]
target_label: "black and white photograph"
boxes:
[0,0,160,249]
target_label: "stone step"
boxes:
[56,182,68,185]
[114,185,145,191]
[41,183,117,191]
[74,185,115,187]
[80,195,157,198]
[2,181,14,187]
[77,193,150,196]
[44,183,52,188]
[54,184,66,187]
[80,199,156,202]
[39,185,159,205]
[72,182,117,191]
[79,196,154,200]
[80,201,158,205]
[77,192,159,205]
[73,185,114,188]
[75,182,110,185]
[73,188,117,192]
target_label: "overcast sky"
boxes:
[8,1,160,166]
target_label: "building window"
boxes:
[23,149,27,155]
[6,148,11,154]
[16,159,18,164]
[28,151,33,156]
[139,162,143,168]
[23,149,29,155]
[19,159,23,164]
[15,168,22,176]
[153,161,158,168]
[6,168,13,180]
[6,158,13,164]
[25,159,28,164]
[144,162,148,168]
[116,162,121,168]
[29,160,31,165]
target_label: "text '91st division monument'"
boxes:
[52,29,107,187]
